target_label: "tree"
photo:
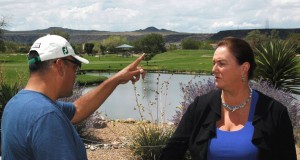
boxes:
[101,36,128,53]
[4,41,20,53]
[181,38,199,50]
[132,33,166,63]
[254,40,300,95]
[166,43,177,51]
[50,29,70,41]
[0,41,5,53]
[134,33,166,54]
[245,30,267,48]
[71,44,79,55]
[142,33,166,54]
[0,16,7,53]
[0,16,6,36]
[287,33,300,54]
[199,41,214,50]
[84,43,94,55]
[99,44,107,55]
[268,29,280,41]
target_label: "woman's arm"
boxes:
[277,107,297,160]
[160,97,199,160]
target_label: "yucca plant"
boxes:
[129,124,174,160]
[0,83,22,118]
[254,40,300,95]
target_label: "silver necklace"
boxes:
[222,88,253,112]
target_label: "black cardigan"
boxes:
[160,89,296,160]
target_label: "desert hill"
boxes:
[2,26,299,45]
[3,26,212,44]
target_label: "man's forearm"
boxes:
[72,75,119,124]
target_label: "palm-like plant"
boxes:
[0,83,22,118]
[254,40,300,95]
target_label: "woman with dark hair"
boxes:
[160,37,296,160]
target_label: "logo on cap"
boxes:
[32,43,41,48]
[62,47,69,55]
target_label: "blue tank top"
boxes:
[207,90,259,160]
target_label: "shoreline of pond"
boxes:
[80,69,212,75]
[77,69,212,86]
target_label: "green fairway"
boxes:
[0,50,215,85]
[147,50,214,73]
[0,54,29,85]
[81,49,214,73]
[0,50,300,85]
[1,50,299,85]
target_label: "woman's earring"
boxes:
[242,75,245,82]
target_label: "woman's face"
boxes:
[212,46,244,90]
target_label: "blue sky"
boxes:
[0,0,299,33]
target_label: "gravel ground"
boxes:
[86,121,137,160]
[86,121,300,160]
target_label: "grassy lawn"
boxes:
[147,50,214,73]
[0,54,29,85]
[0,50,215,85]
[1,49,299,86]
[80,49,214,73]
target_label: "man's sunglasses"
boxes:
[61,58,82,72]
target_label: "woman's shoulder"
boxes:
[255,90,288,112]
[189,89,221,112]
[195,89,222,102]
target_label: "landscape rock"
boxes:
[93,120,107,129]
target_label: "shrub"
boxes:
[133,73,173,123]
[254,40,300,95]
[0,64,4,86]
[172,78,216,125]
[294,128,300,147]
[129,124,174,160]
[73,111,102,143]
[131,73,194,159]
[181,38,199,50]
[59,84,102,142]
[0,82,22,119]
[0,67,26,149]
[59,83,85,102]
[84,43,95,55]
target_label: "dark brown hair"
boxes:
[216,37,256,79]
[28,50,54,73]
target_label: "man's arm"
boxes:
[71,54,145,124]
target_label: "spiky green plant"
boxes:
[129,124,174,160]
[0,83,22,118]
[254,40,300,95]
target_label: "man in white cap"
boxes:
[1,34,145,159]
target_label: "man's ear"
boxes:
[54,59,65,77]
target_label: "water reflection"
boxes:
[84,72,212,122]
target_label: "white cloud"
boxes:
[0,0,299,33]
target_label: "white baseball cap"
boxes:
[28,34,89,64]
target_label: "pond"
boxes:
[83,72,300,123]
[83,72,213,123]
